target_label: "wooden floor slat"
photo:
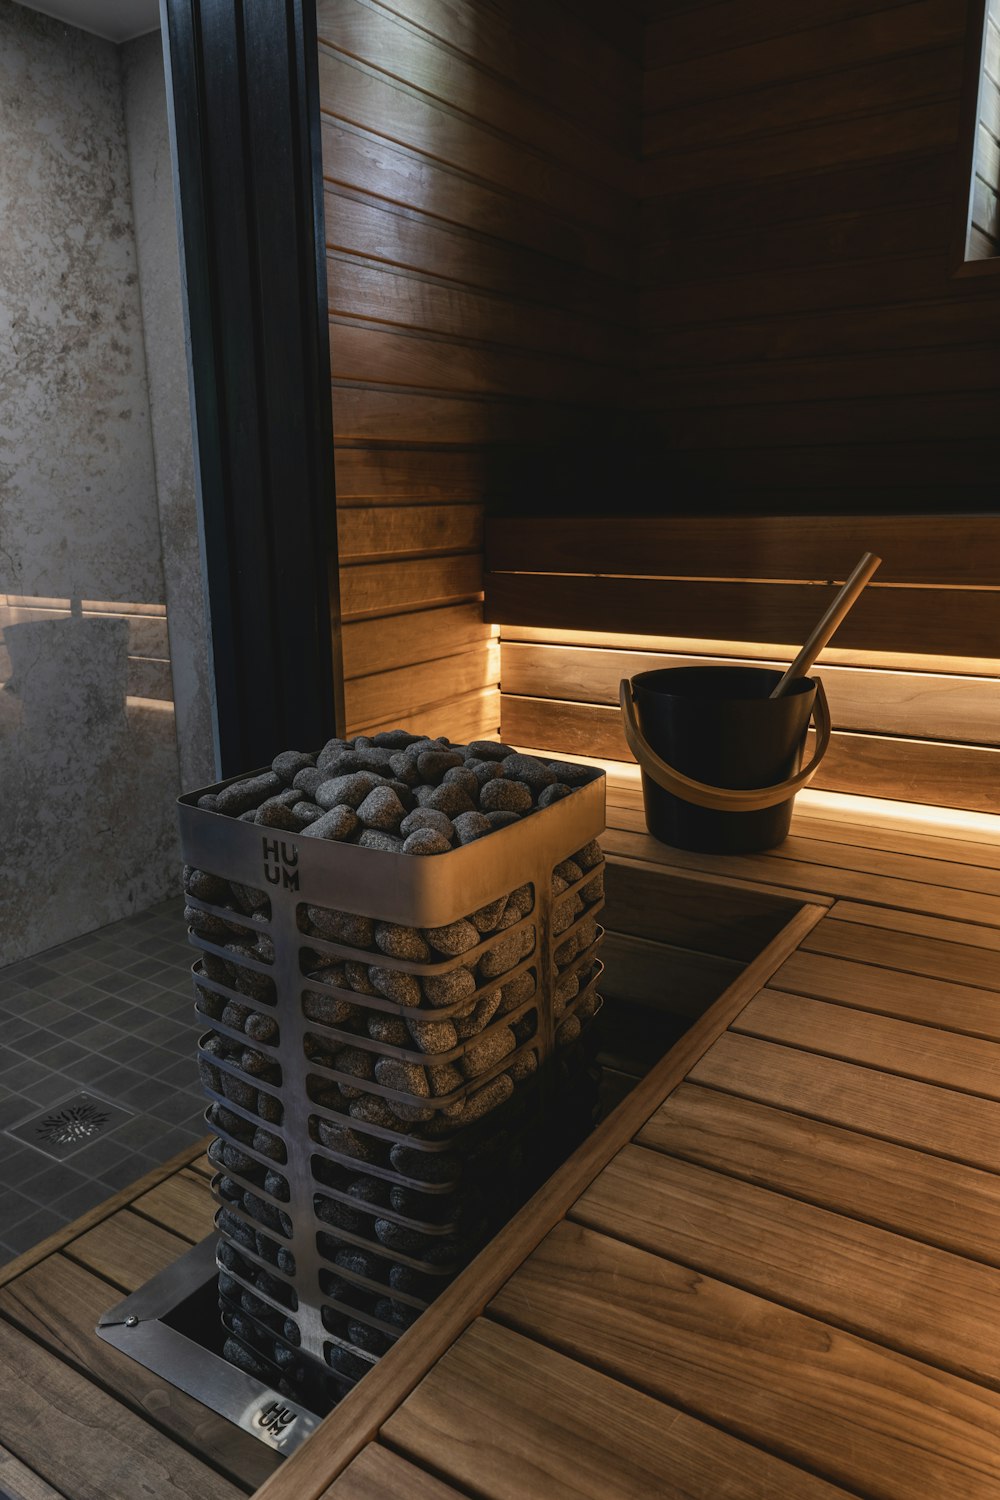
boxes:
[805,912,1000,983]
[689,1031,1000,1171]
[769,949,1000,1035]
[319,1445,466,1499]
[0,1442,67,1500]
[600,826,1000,926]
[639,1083,1000,1267]
[490,1220,1000,1500]
[0,1315,243,1500]
[572,1144,1000,1388]
[0,1252,278,1492]
[384,1317,853,1500]
[66,1209,195,1292]
[131,1167,217,1244]
[735,991,1000,1101]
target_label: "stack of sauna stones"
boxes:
[183,731,605,1401]
[195,731,601,852]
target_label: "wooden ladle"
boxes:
[770,551,882,699]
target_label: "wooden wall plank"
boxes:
[486,574,1000,657]
[342,604,495,678]
[645,0,930,68]
[345,640,500,726]
[333,446,486,501]
[337,503,482,562]
[485,514,1000,585]
[341,554,482,619]
[349,685,500,742]
[500,642,1000,746]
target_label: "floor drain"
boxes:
[6,1091,134,1159]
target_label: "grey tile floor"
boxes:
[0,897,205,1264]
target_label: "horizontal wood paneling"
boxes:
[487,574,999,658]
[642,0,1000,515]
[501,695,1000,815]
[501,643,1000,746]
[319,0,635,738]
[485,514,1000,585]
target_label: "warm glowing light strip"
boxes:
[499,624,1000,679]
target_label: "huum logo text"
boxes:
[262,837,299,890]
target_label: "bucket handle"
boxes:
[619,675,832,814]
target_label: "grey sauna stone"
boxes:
[407,1015,459,1054]
[375,923,431,962]
[509,1049,538,1082]
[576,916,599,949]
[499,753,556,791]
[464,757,503,787]
[374,1055,431,1098]
[197,793,221,812]
[345,961,379,995]
[349,1094,399,1128]
[221,1074,258,1109]
[315,737,353,772]
[333,1045,375,1096]
[367,1013,412,1046]
[373,729,422,749]
[480,778,532,814]
[555,932,581,967]
[454,989,502,1039]
[303,991,362,1029]
[291,800,323,826]
[309,1078,350,1112]
[185,904,229,940]
[255,793,301,831]
[315,771,383,811]
[427,1061,464,1097]
[374,1219,430,1255]
[459,1025,516,1078]
[353,746,396,772]
[292,766,328,798]
[415,782,477,817]
[537,782,573,808]
[229,880,269,913]
[252,1127,286,1163]
[348,1322,392,1356]
[217,772,283,816]
[315,1193,363,1234]
[238,810,259,822]
[466,740,515,761]
[385,778,417,810]
[554,972,580,1008]
[244,1010,278,1043]
[224,1338,269,1378]
[479,930,527,979]
[451,810,492,845]
[316,1119,382,1163]
[347,1176,390,1209]
[573,838,604,871]
[441,765,479,799]
[402,828,452,856]
[460,1071,513,1122]
[272,749,316,784]
[264,1170,290,1202]
[424,918,479,957]
[368,965,422,1008]
[500,970,536,1013]
[422,964,476,1008]
[316,749,365,778]
[557,1015,582,1046]
[484,810,522,831]
[554,858,583,884]
[358,829,405,853]
[388,750,421,785]
[356,785,406,832]
[470,896,507,933]
[547,760,597,785]
[307,906,375,948]
[417,748,464,781]
[374,1296,419,1331]
[388,1143,459,1183]
[184,866,229,902]
[220,1000,251,1031]
[400,807,454,840]
[303,805,359,842]
[575,989,598,1022]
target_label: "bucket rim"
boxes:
[629,663,816,703]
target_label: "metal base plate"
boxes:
[96,1235,322,1456]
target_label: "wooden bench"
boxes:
[4,787,1000,1499]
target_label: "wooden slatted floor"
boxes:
[3,774,1000,1499]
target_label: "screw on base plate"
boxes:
[124,1315,139,1327]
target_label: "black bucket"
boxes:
[620,665,831,855]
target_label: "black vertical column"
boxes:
[161,0,344,775]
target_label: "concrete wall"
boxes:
[0,6,187,963]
